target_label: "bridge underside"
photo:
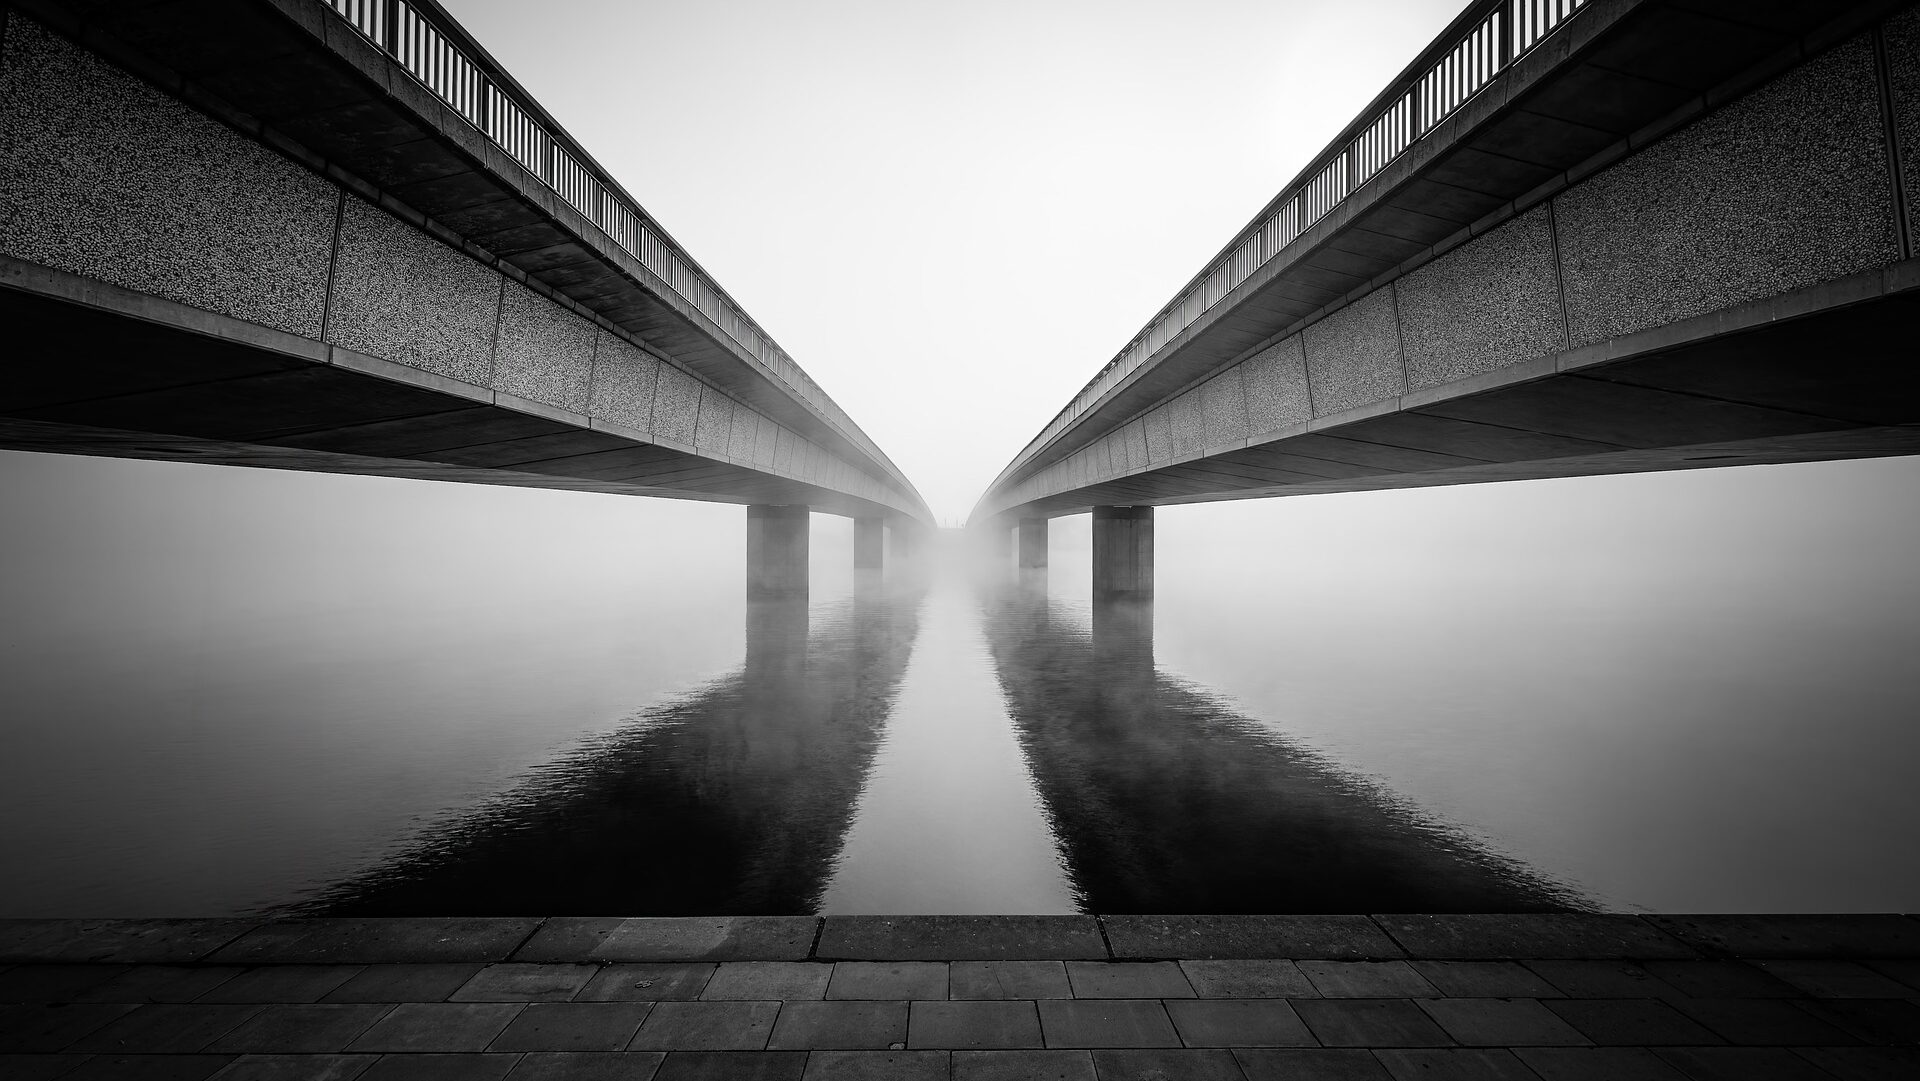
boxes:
[0,277,895,515]
[1001,278,1920,518]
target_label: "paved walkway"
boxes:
[2,914,1917,1079]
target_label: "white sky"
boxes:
[442,0,1469,523]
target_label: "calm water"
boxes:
[4,450,1919,915]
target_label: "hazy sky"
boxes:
[440,0,1469,522]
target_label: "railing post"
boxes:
[380,0,400,58]
[1498,1,1514,67]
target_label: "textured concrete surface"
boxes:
[328,197,502,387]
[693,387,734,458]
[1199,369,1249,451]
[587,331,661,436]
[1397,205,1565,389]
[651,365,704,448]
[492,282,597,415]
[1304,286,1405,417]
[1555,34,1899,347]
[1888,7,1920,228]
[1168,391,1204,458]
[1239,335,1312,437]
[0,15,335,338]
[2,914,1914,1079]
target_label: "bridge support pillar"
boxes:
[1018,517,1048,569]
[854,517,885,571]
[747,505,810,600]
[1092,505,1153,599]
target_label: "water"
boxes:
[3,449,1918,916]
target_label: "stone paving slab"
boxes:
[0,921,258,964]
[818,917,1105,960]
[1102,916,1403,960]
[1643,916,1920,960]
[1374,914,1698,960]
[517,918,819,963]
[0,914,1915,1078]
[209,920,540,965]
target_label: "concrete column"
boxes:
[1092,505,1153,599]
[747,505,809,600]
[854,517,884,571]
[1018,517,1048,569]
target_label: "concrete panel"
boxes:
[694,385,733,456]
[493,281,596,413]
[753,416,779,469]
[1304,286,1405,416]
[330,196,500,386]
[1169,390,1204,457]
[774,426,796,473]
[587,330,660,436]
[1889,7,1920,222]
[1240,335,1311,436]
[1555,35,1899,347]
[1397,205,1564,389]
[0,16,334,336]
[652,364,701,446]
[1199,368,1250,450]
[727,404,760,462]
[1121,419,1149,471]
[1143,404,1174,463]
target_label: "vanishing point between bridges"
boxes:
[2,0,1918,1078]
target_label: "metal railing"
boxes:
[1008,0,1589,475]
[322,0,907,494]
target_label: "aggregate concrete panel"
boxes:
[727,406,761,464]
[693,386,733,457]
[1889,7,1920,226]
[753,417,779,470]
[1120,420,1149,472]
[328,197,501,386]
[1240,335,1311,436]
[0,16,335,337]
[587,331,660,436]
[1303,286,1405,416]
[1198,368,1250,451]
[774,427,796,474]
[1142,406,1173,464]
[491,281,597,415]
[1397,205,1565,389]
[1554,35,1899,347]
[1169,391,1204,457]
[651,365,702,447]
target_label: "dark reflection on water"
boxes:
[308,576,926,916]
[980,576,1581,914]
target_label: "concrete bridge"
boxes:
[0,0,930,592]
[972,0,1920,595]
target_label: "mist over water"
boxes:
[3,449,1918,915]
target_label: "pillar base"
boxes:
[747,505,810,600]
[1091,505,1153,599]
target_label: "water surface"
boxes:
[4,450,1917,914]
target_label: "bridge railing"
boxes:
[1007,0,1588,477]
[322,0,907,493]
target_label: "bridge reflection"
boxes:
[306,577,925,916]
[980,580,1581,913]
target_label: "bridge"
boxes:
[0,0,931,595]
[971,0,1920,596]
